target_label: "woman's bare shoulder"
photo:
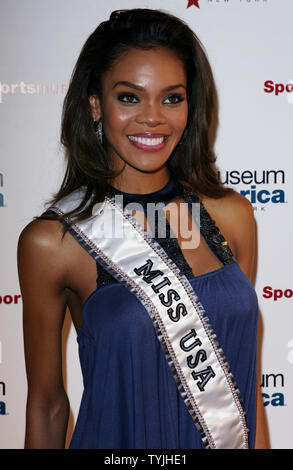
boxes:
[200,189,254,221]
[17,217,66,260]
[179,180,255,257]
[17,217,72,299]
[179,180,253,221]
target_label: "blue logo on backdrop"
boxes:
[0,381,6,415]
[0,172,5,207]
[261,373,286,407]
[218,169,286,211]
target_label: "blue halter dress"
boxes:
[65,175,258,449]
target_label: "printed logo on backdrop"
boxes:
[0,294,21,306]
[263,286,293,302]
[0,341,7,415]
[0,294,21,415]
[188,0,269,8]
[187,0,200,8]
[0,81,68,104]
[0,379,6,416]
[264,80,293,103]
[261,373,286,407]
[288,340,293,365]
[0,172,4,208]
[218,169,286,211]
[287,80,293,104]
[207,0,269,5]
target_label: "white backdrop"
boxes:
[0,0,292,449]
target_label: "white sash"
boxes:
[50,188,249,449]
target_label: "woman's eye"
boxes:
[163,94,185,105]
[117,94,139,104]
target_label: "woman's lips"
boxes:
[127,134,168,151]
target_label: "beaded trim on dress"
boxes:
[96,178,236,288]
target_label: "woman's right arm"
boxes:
[17,219,70,449]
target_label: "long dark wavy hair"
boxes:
[40,8,232,225]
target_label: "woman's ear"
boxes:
[89,94,102,121]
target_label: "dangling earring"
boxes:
[93,118,103,144]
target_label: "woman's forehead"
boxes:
[102,47,187,88]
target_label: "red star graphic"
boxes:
[187,0,200,8]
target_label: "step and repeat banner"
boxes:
[0,0,292,449]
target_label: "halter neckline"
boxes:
[108,174,179,207]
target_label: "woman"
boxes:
[17,9,269,449]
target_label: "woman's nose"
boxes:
[136,101,166,126]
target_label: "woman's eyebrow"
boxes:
[112,81,186,91]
